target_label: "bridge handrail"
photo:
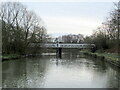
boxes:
[30,43,95,48]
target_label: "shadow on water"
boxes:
[2,51,120,88]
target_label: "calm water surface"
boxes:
[2,52,120,88]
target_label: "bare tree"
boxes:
[0,2,47,55]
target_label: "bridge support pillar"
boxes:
[56,48,62,58]
[91,47,96,53]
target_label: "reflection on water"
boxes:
[2,52,120,88]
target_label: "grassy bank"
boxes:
[81,50,120,67]
[1,54,42,61]
[2,54,21,61]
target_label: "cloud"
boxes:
[41,16,102,36]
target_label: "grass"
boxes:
[81,50,120,66]
[93,52,119,61]
[2,54,20,60]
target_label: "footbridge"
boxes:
[31,43,95,49]
[31,43,96,58]
[43,43,95,49]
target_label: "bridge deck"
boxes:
[32,43,95,49]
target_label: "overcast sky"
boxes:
[20,1,117,37]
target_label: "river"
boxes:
[2,51,120,88]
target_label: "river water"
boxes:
[2,52,120,88]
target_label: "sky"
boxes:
[4,1,118,37]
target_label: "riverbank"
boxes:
[2,54,43,61]
[2,51,120,68]
[2,54,21,61]
[81,51,120,67]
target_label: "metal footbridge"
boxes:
[31,43,95,49]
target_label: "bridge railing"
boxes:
[30,43,95,49]
[40,43,95,49]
